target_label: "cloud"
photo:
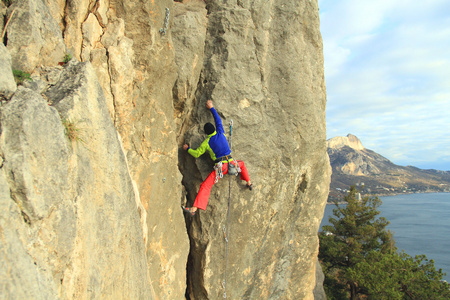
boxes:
[320,0,450,170]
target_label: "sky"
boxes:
[318,0,450,171]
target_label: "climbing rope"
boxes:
[222,119,234,299]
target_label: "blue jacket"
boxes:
[188,107,231,161]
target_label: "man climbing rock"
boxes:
[182,100,252,216]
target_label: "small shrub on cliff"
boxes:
[63,53,72,64]
[62,118,85,144]
[12,70,32,85]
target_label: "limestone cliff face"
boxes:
[327,134,365,151]
[176,2,329,299]
[0,0,330,299]
[328,134,383,176]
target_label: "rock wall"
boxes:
[176,1,330,299]
[0,0,330,299]
[0,61,152,299]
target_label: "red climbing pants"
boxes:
[193,160,250,211]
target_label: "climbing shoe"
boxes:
[246,183,253,191]
[182,206,196,216]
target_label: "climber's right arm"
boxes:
[186,139,209,158]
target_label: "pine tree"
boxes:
[319,186,394,299]
[319,186,450,299]
[348,251,450,299]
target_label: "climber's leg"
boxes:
[236,160,252,190]
[237,160,250,182]
[193,164,228,210]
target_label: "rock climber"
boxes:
[182,100,252,216]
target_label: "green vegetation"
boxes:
[319,186,450,299]
[349,251,450,299]
[63,53,72,64]
[62,118,85,144]
[12,70,32,85]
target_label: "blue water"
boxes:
[320,193,450,281]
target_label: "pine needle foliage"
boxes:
[319,186,450,299]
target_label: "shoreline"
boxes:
[326,190,450,205]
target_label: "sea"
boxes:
[320,193,450,281]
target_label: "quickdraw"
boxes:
[159,8,170,36]
[228,159,241,175]
[214,161,224,183]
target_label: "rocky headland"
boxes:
[0,0,330,299]
[328,134,450,202]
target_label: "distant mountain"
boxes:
[327,134,450,202]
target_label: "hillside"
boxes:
[328,134,450,202]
